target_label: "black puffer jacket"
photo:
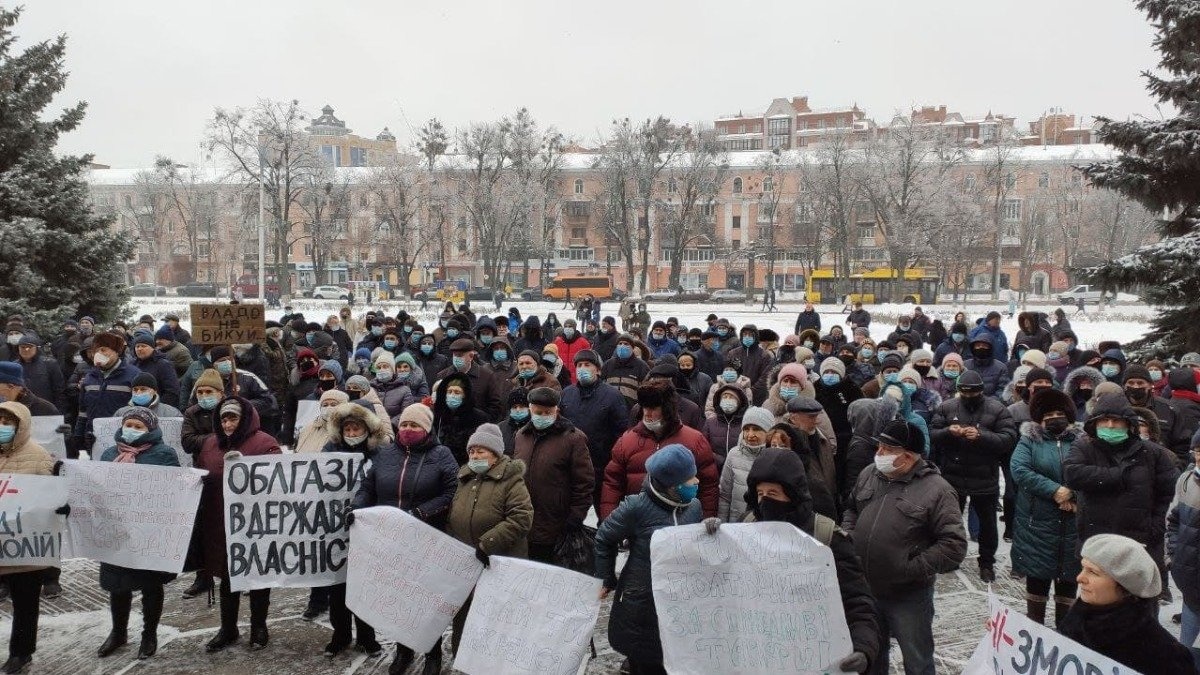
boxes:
[1062,395,1178,558]
[1060,598,1196,675]
[929,394,1018,496]
[842,397,899,503]
[432,374,491,465]
[1012,311,1052,353]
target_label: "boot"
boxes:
[422,638,443,675]
[139,586,164,659]
[182,572,212,599]
[206,585,241,653]
[324,633,351,657]
[390,645,415,675]
[1025,593,1048,625]
[97,592,132,657]
[1054,595,1075,630]
[249,590,270,650]
[0,656,30,674]
[979,564,996,583]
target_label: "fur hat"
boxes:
[1080,534,1162,599]
[1029,388,1075,423]
[466,423,506,457]
[93,331,126,354]
[636,379,674,409]
[397,402,434,433]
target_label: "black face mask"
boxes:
[687,339,702,351]
[960,394,983,411]
[1015,386,1028,402]
[756,496,811,530]
[1044,418,1070,436]
[679,367,694,376]
[839,354,855,366]
[1125,386,1150,404]
[1077,388,1094,402]
[347,390,363,401]
[317,379,336,391]
[914,364,931,377]
[779,346,795,357]
[972,346,992,360]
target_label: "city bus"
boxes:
[804,267,940,304]
[543,275,618,301]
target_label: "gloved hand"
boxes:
[55,504,71,517]
[55,424,71,435]
[345,510,355,527]
[703,517,721,535]
[223,451,243,461]
[839,651,869,673]
[565,519,584,533]
[52,461,64,476]
[475,547,490,568]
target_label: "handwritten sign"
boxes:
[190,303,265,346]
[223,453,367,592]
[454,556,601,675]
[962,590,1140,674]
[650,522,853,675]
[294,400,319,441]
[30,415,67,462]
[91,417,189,467]
[62,460,204,573]
[0,474,68,567]
[346,507,483,652]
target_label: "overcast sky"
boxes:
[22,0,1161,168]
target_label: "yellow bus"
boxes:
[543,275,618,301]
[804,267,940,304]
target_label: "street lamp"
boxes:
[746,239,757,302]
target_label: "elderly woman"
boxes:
[0,401,57,675]
[96,408,180,660]
[294,389,349,454]
[1060,534,1195,674]
[197,397,281,653]
[446,423,533,655]
[596,444,702,675]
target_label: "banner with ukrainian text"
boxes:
[0,474,68,568]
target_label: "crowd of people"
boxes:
[1,298,1200,674]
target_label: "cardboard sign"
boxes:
[190,303,265,346]
[0,474,69,567]
[962,590,1140,674]
[62,460,204,573]
[30,415,67,462]
[91,417,189,467]
[346,507,483,652]
[650,522,854,675]
[294,400,319,441]
[454,556,602,675]
[223,453,367,591]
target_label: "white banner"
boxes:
[62,460,204,573]
[650,522,854,675]
[0,474,69,567]
[346,507,483,653]
[223,453,367,592]
[454,556,601,675]
[30,415,67,462]
[91,417,190,467]
[962,590,1140,674]
[294,400,319,440]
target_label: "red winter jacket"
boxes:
[553,334,592,384]
[600,421,718,520]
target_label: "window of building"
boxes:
[797,120,807,130]
[564,201,590,217]
[350,147,367,167]
[738,123,746,134]
[303,243,313,256]
[732,177,742,194]
[767,118,790,135]
[1003,199,1021,221]
[1038,172,1049,188]
[573,178,584,194]
[556,248,595,261]
[817,119,826,129]
[981,125,996,143]
[570,227,586,240]
[1005,173,1016,189]
[660,248,716,262]
[699,203,717,218]
[123,194,133,208]
[320,145,335,165]
[731,239,741,250]
[963,174,976,192]
[667,178,677,193]
[763,177,774,193]
[732,215,741,230]
[771,273,806,291]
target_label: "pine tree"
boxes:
[1082,0,1200,354]
[0,8,131,337]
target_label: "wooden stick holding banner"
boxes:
[190,302,264,396]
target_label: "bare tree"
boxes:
[632,117,687,293]
[797,131,864,301]
[295,164,352,287]
[926,184,990,302]
[592,118,640,292]
[659,128,728,290]
[129,169,174,288]
[367,155,427,296]
[416,117,450,283]
[976,136,1028,299]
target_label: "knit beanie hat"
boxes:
[319,389,350,406]
[573,349,602,368]
[121,407,159,432]
[397,402,434,433]
[1012,365,1032,386]
[374,352,394,370]
[1025,367,1055,386]
[645,444,696,486]
[898,367,922,385]
[154,325,174,341]
[941,353,965,371]
[1123,364,1152,384]
[1080,534,1162,599]
[819,357,845,377]
[466,423,506,458]
[779,363,808,383]
[194,368,223,392]
[0,362,23,386]
[395,351,417,369]
[909,348,934,364]
[741,406,775,432]
[1049,341,1070,358]
[1021,349,1047,369]
[220,399,243,417]
[881,353,905,372]
[132,372,159,391]
[345,375,371,393]
[507,387,529,408]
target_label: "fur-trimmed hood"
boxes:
[326,402,391,451]
[1063,366,1105,397]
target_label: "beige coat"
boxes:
[0,401,57,576]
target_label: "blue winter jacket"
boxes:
[352,436,458,531]
[964,357,1011,399]
[646,334,681,360]
[968,321,1010,363]
[1010,422,1079,583]
[131,351,181,409]
[932,337,969,368]
[559,380,631,476]
[1168,469,1200,608]
[75,361,142,439]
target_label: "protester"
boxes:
[842,397,899,504]
[114,372,182,419]
[717,406,774,523]
[436,339,502,421]
[73,331,140,453]
[14,334,64,413]
[1168,432,1200,669]
[781,395,839,505]
[96,408,179,660]
[595,444,703,675]
[371,353,419,419]
[559,350,630,508]
[700,383,749,469]
[1060,534,1196,674]
[0,361,59,417]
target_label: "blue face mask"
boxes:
[518,368,536,379]
[371,326,383,336]
[480,335,494,345]
[1101,364,1120,378]
[942,369,960,379]
[420,344,433,355]
[902,382,919,395]
[131,392,153,406]
[446,328,460,339]
[676,483,699,503]
[452,356,467,370]
[383,339,398,349]
[216,361,233,375]
[1150,370,1163,382]
[780,386,798,400]
[722,371,737,383]
[411,332,424,342]
[615,345,633,359]
[884,372,900,384]
[445,393,464,409]
[403,326,413,334]
[531,414,555,430]
[741,336,755,348]
[1047,351,1061,361]
[120,427,144,444]
[717,329,729,338]
[510,408,529,422]
[577,369,595,384]
[563,329,575,339]
[860,348,874,359]
[0,425,14,444]
[493,350,508,362]
[952,333,966,344]
[306,333,317,345]
[821,373,841,386]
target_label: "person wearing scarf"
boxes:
[96,408,180,660]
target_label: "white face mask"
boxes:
[344,433,367,446]
[643,419,663,433]
[93,353,111,367]
[874,454,899,474]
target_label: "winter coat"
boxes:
[113,398,183,420]
[131,351,181,409]
[178,355,212,408]
[446,455,533,558]
[678,369,713,409]
[19,355,65,414]
[1063,366,1106,422]
[1012,312,1052,353]
[0,401,56,577]
[690,344,725,381]
[699,384,748,468]
[847,308,871,328]
[963,356,1010,399]
[592,329,618,361]
[1060,598,1196,675]
[908,386,941,424]
[294,411,334,454]
[645,333,680,361]
[196,398,281,579]
[601,420,718,520]
[432,375,492,465]
[74,360,142,441]
[233,345,273,388]
[512,417,594,546]
[703,376,753,418]
[718,441,765,523]
[886,327,923,351]
[968,320,1010,362]
[13,389,58,418]
[559,380,631,482]
[1063,431,1177,559]
[509,367,561,393]
[929,395,1018,496]
[374,376,420,419]
[595,481,702,664]
[600,355,650,408]
[98,426,180,592]
[415,349,449,388]
[351,434,458,530]
[842,397,899,503]
[435,361,503,421]
[794,309,821,335]
[842,459,967,598]
[1009,423,1080,583]
[814,378,863,451]
[321,401,391,456]
[723,342,772,405]
[1168,469,1200,609]
[1170,391,1200,462]
[158,340,193,378]
[932,337,969,368]
[181,403,217,457]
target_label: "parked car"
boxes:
[610,287,628,301]
[519,286,543,301]
[1057,284,1114,305]
[467,287,505,302]
[128,283,169,297]
[311,285,351,300]
[643,288,711,303]
[174,282,220,298]
[709,289,746,303]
